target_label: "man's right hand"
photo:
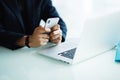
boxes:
[29,26,51,48]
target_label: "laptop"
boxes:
[37,11,120,64]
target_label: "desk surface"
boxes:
[0,46,120,80]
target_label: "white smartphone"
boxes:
[45,17,60,28]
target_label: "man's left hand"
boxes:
[49,24,62,44]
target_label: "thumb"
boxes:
[35,26,51,34]
[51,24,60,31]
[44,27,51,33]
[34,26,46,34]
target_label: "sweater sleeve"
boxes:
[0,28,24,50]
[41,0,67,42]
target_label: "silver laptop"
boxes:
[37,11,120,64]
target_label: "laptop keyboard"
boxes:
[58,48,77,59]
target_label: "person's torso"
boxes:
[0,0,46,35]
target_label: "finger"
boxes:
[44,27,51,33]
[56,41,61,45]
[51,24,60,31]
[39,34,49,39]
[51,37,62,44]
[51,36,61,42]
[50,34,61,40]
[39,38,49,46]
[38,25,44,28]
[42,39,49,45]
[53,29,61,35]
[35,25,44,31]
[43,38,49,42]
[50,29,62,37]
[35,26,51,34]
[34,26,45,34]
[40,42,47,46]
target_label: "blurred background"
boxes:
[52,0,120,38]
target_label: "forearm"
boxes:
[0,29,25,49]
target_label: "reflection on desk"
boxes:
[0,47,120,80]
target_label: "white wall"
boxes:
[52,0,120,38]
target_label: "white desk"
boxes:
[0,46,120,80]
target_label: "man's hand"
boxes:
[49,24,62,44]
[29,26,51,47]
